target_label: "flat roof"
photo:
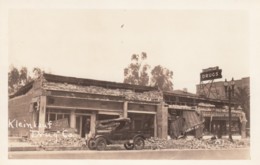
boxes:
[9,73,159,98]
[43,73,158,92]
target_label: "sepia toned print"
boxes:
[7,9,250,160]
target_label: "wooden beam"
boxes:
[128,110,156,114]
[46,105,122,113]
[90,112,96,135]
[123,101,128,118]
[46,94,124,103]
[70,110,76,129]
[98,112,120,116]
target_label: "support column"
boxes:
[154,114,157,137]
[241,121,247,139]
[70,110,76,129]
[90,112,97,134]
[156,102,168,139]
[122,101,128,118]
[38,96,46,133]
[240,112,247,139]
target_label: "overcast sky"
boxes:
[8,9,250,93]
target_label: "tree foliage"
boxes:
[124,52,150,86]
[123,53,174,91]
[8,65,44,94]
[151,65,174,91]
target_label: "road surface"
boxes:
[8,148,250,160]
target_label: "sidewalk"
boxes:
[9,141,87,152]
[8,135,250,152]
[8,136,86,152]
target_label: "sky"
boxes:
[8,9,250,93]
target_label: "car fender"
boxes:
[94,135,108,142]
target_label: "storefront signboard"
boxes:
[200,66,222,81]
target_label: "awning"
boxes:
[183,111,203,132]
[169,111,204,138]
[170,117,185,138]
[201,110,245,122]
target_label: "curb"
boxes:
[9,146,41,152]
[9,146,250,152]
[9,146,88,152]
[43,146,87,151]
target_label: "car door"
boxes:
[110,122,123,141]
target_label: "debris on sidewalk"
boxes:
[145,137,250,150]
[29,132,86,148]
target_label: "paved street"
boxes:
[8,148,250,160]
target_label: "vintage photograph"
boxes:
[3,2,256,161]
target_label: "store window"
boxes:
[49,114,56,121]
[45,111,70,124]
[57,114,63,120]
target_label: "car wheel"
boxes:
[133,137,145,150]
[124,143,134,150]
[87,139,96,150]
[96,137,107,151]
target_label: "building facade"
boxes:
[196,77,250,100]
[164,90,247,138]
[9,74,247,139]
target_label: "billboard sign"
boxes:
[200,66,222,81]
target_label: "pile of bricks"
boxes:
[43,82,163,102]
[29,132,86,147]
[145,137,250,150]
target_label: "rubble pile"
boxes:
[145,137,250,150]
[29,132,86,148]
[43,82,163,101]
[146,137,168,149]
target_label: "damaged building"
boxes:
[164,90,247,139]
[9,73,163,138]
[8,73,247,140]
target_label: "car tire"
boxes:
[124,143,134,150]
[96,137,107,151]
[87,139,96,150]
[133,137,145,150]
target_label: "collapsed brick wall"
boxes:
[8,90,34,137]
[43,82,163,102]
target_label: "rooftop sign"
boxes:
[200,66,222,81]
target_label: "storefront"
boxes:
[199,106,245,137]
[8,73,162,138]
[8,73,247,140]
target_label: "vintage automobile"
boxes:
[86,117,153,150]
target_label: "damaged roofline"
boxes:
[163,91,231,104]
[9,80,34,99]
[43,73,159,92]
[9,73,160,99]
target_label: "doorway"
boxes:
[76,115,91,138]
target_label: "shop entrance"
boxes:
[128,113,155,136]
[204,117,241,137]
[76,115,91,138]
